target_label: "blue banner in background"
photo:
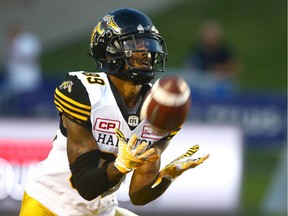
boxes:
[189,90,287,146]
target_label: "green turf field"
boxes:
[242,147,286,215]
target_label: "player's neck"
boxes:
[108,75,142,108]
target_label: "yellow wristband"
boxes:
[114,161,131,174]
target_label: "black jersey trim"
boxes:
[107,77,151,130]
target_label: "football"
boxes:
[140,76,191,133]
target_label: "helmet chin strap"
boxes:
[109,67,155,85]
[101,57,154,85]
[120,53,155,84]
[125,69,155,85]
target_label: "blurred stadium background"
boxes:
[0,0,286,216]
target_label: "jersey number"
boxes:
[82,72,105,85]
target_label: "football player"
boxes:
[19,8,209,216]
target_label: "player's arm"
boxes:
[128,139,172,205]
[55,73,124,200]
[128,130,209,205]
[66,123,160,201]
[64,115,124,201]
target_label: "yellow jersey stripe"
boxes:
[55,88,91,110]
[170,131,179,136]
[54,100,88,121]
[54,94,90,116]
[55,103,63,112]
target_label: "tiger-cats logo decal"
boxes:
[90,15,121,47]
[59,81,73,93]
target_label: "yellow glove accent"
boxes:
[152,145,209,188]
[114,129,159,174]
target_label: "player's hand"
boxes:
[152,145,209,188]
[114,129,160,174]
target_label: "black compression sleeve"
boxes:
[69,150,115,201]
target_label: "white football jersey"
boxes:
[25,71,179,216]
